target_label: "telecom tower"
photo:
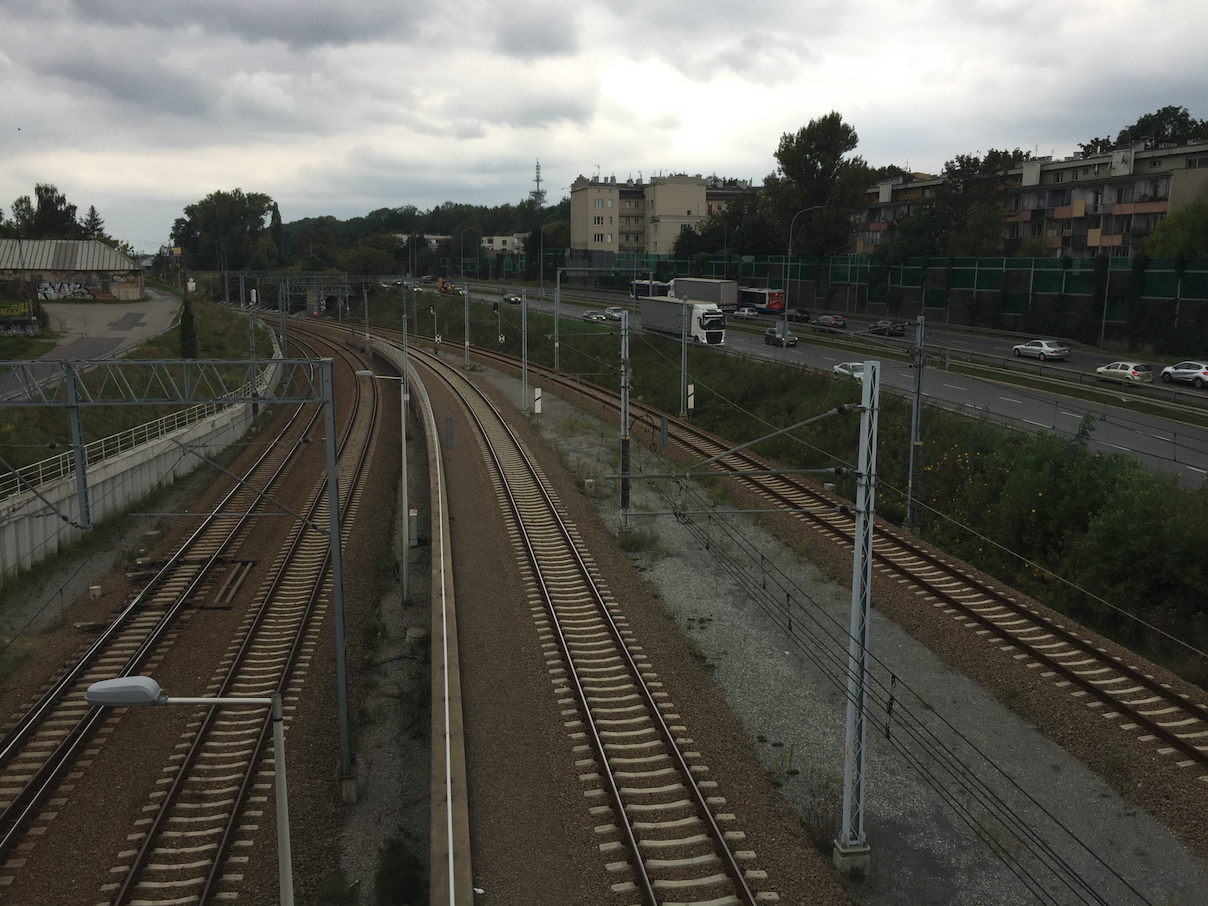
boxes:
[530,160,547,206]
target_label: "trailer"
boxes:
[739,287,785,313]
[666,277,739,312]
[641,296,726,345]
[630,279,670,298]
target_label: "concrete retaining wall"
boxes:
[0,328,282,577]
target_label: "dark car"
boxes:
[869,319,905,337]
[786,309,811,323]
[419,275,437,284]
[503,292,522,305]
[582,310,606,321]
[814,314,847,331]
[763,327,797,347]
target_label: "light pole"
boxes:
[785,205,826,340]
[85,676,294,906]
[460,229,480,368]
[355,368,410,602]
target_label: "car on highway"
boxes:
[582,310,606,321]
[814,314,847,331]
[605,306,624,321]
[869,319,906,337]
[1012,339,1069,360]
[1096,361,1153,384]
[733,307,760,319]
[419,275,437,284]
[832,362,864,380]
[786,309,811,323]
[763,328,797,347]
[1160,360,1208,389]
[503,292,522,305]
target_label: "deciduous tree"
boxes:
[171,189,274,269]
[1144,201,1208,260]
[761,112,870,256]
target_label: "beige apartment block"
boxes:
[571,173,755,256]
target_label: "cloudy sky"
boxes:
[1,0,1205,250]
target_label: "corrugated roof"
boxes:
[0,239,141,272]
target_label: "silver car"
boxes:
[1096,361,1153,384]
[1160,361,1208,389]
[1012,339,1069,360]
[605,306,624,321]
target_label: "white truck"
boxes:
[641,296,726,346]
[666,277,739,312]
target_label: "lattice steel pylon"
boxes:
[835,359,879,875]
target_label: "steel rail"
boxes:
[0,400,321,860]
[110,336,377,906]
[414,348,758,906]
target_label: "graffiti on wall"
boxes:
[37,281,95,300]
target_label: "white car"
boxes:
[733,307,760,319]
[604,306,624,321]
[832,362,864,380]
[1012,339,1069,361]
[1160,361,1208,389]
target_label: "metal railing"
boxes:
[0,367,275,502]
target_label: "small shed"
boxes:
[0,239,144,301]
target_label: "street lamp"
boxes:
[85,675,294,906]
[355,367,410,603]
[784,205,826,340]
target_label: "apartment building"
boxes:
[570,173,756,256]
[857,142,1208,258]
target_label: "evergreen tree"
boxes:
[179,296,198,358]
[81,205,105,239]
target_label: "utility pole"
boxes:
[521,290,530,411]
[463,286,470,368]
[835,359,879,876]
[905,315,925,532]
[679,294,689,417]
[619,310,631,531]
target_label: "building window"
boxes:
[607,234,613,243]
[608,217,613,225]
[1189,157,1208,168]
[594,199,603,208]
[607,199,613,208]
[593,233,604,243]
[625,201,631,208]
[1150,159,1162,168]
[1053,172,1064,183]
[501,239,507,247]
[594,216,603,225]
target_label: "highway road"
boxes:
[444,285,1208,486]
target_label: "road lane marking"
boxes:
[943,383,964,390]
[1186,465,1207,474]
[1101,442,1129,451]
[999,397,1022,404]
[1061,411,1083,418]
[1023,419,1048,427]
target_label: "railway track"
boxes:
[411,346,775,906]
[380,330,1208,783]
[0,335,381,904]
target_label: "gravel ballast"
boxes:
[464,360,1208,906]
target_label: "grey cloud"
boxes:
[487,1,579,59]
[51,0,425,50]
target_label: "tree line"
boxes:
[0,184,134,256]
[162,103,1206,278]
[672,105,1208,265]
[169,190,572,277]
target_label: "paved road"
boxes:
[726,328,1208,487]
[1,288,181,401]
